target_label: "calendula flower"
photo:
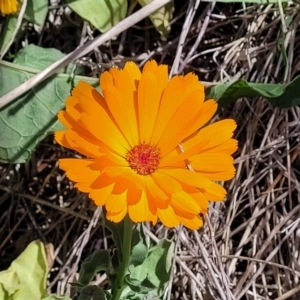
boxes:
[0,0,19,15]
[55,61,237,229]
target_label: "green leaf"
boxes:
[42,296,71,300]
[130,224,148,267]
[104,217,123,264]
[138,0,174,40]
[66,0,127,32]
[206,75,300,108]
[127,239,174,296]
[24,0,48,26]
[78,286,108,300]
[13,44,76,74]
[267,77,300,108]
[0,270,20,298]
[78,250,111,286]
[119,286,143,300]
[0,45,98,164]
[124,276,156,294]
[0,240,47,300]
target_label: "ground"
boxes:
[1,1,300,299]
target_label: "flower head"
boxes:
[55,60,237,229]
[0,0,19,15]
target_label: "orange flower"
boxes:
[55,61,237,229]
[0,0,19,15]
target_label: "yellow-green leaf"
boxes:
[138,0,174,40]
[66,0,127,33]
[0,240,48,300]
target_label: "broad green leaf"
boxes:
[66,0,127,32]
[24,0,48,26]
[0,270,20,298]
[78,250,111,286]
[0,45,98,164]
[13,44,76,73]
[78,286,108,300]
[42,296,71,300]
[119,286,143,300]
[126,239,174,296]
[206,75,300,108]
[124,276,156,294]
[130,224,148,267]
[0,240,47,300]
[138,0,174,40]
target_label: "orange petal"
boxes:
[55,131,72,149]
[156,89,205,156]
[184,119,236,151]
[151,171,182,194]
[142,61,169,95]
[74,81,107,115]
[71,82,130,153]
[157,205,180,228]
[106,69,139,144]
[90,172,118,189]
[203,139,238,155]
[103,84,138,146]
[74,182,93,193]
[202,181,227,201]
[112,177,131,195]
[142,60,158,72]
[199,166,236,181]
[146,195,158,224]
[171,191,201,214]
[159,168,214,190]
[81,112,129,155]
[89,184,114,206]
[126,183,142,205]
[144,176,169,204]
[177,215,203,230]
[182,74,205,104]
[65,96,82,119]
[103,166,128,177]
[190,153,234,172]
[106,207,128,223]
[157,148,185,169]
[124,61,142,83]
[57,110,74,130]
[106,191,127,213]
[150,76,185,146]
[180,184,209,212]
[65,129,102,158]
[184,99,218,141]
[65,94,82,113]
[100,71,114,92]
[57,110,93,144]
[160,141,207,167]
[128,191,149,222]
[137,71,161,142]
[102,148,128,167]
[59,159,98,183]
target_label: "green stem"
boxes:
[111,215,133,300]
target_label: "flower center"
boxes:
[126,143,160,175]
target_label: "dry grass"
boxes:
[1,0,300,299]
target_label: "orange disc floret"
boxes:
[126,143,160,176]
[55,60,238,229]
